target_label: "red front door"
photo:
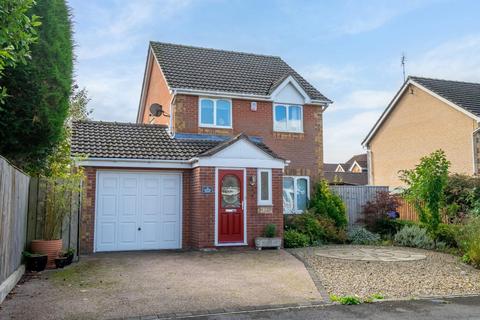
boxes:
[218,169,244,243]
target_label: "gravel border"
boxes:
[289,245,480,300]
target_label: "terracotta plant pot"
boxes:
[31,239,63,269]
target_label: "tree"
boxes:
[0,0,41,101]
[308,180,348,228]
[0,0,73,174]
[400,150,450,237]
[68,84,92,124]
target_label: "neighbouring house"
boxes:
[72,42,332,253]
[323,154,368,185]
[362,76,480,188]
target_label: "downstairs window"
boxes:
[283,176,309,214]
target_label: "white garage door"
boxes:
[95,171,182,252]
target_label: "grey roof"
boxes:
[150,42,331,103]
[410,76,480,118]
[345,153,367,169]
[323,163,339,172]
[324,172,368,186]
[71,121,281,161]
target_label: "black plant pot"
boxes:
[26,255,48,272]
[55,257,68,269]
[65,252,74,265]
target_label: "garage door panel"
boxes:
[96,171,181,252]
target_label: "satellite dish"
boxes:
[149,103,163,117]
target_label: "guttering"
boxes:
[76,157,191,169]
[172,87,331,106]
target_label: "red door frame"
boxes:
[217,169,244,244]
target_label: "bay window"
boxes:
[274,104,303,132]
[283,176,309,214]
[199,98,232,128]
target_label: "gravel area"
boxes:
[290,245,480,299]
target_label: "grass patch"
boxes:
[50,260,117,289]
[330,293,384,305]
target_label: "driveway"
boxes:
[0,249,322,320]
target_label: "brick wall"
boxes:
[246,168,284,244]
[189,167,216,248]
[475,130,480,175]
[173,94,324,183]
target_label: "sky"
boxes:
[69,0,480,163]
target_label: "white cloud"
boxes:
[408,35,480,82]
[324,111,381,163]
[302,64,359,84]
[332,89,393,112]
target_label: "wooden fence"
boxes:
[26,177,81,255]
[397,198,419,221]
[0,156,30,301]
[330,185,389,226]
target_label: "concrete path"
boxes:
[0,249,321,320]
[175,295,480,320]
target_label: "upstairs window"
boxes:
[274,104,303,132]
[199,98,232,128]
[283,176,309,214]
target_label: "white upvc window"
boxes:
[273,104,303,132]
[199,98,232,128]
[257,169,272,206]
[283,176,310,214]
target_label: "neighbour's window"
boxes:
[199,98,232,128]
[257,169,272,206]
[283,176,309,214]
[274,104,303,132]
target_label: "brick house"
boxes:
[323,154,368,185]
[362,76,480,188]
[72,42,331,254]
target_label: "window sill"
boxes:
[273,129,304,134]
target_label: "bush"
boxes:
[394,225,434,249]
[263,224,276,238]
[287,211,346,245]
[456,216,480,267]
[309,180,348,228]
[359,191,401,236]
[347,227,381,245]
[284,230,309,248]
[444,174,480,222]
[434,223,459,248]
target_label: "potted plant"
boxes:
[23,251,48,272]
[54,256,68,269]
[63,248,75,265]
[255,224,282,250]
[30,178,79,268]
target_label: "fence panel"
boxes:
[0,156,30,285]
[330,185,389,226]
[26,178,81,257]
[397,198,419,221]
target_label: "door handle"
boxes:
[138,227,141,231]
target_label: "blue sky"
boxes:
[70,0,480,162]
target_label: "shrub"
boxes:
[263,224,276,238]
[456,216,480,267]
[400,150,450,237]
[309,180,348,228]
[347,227,381,245]
[444,174,480,221]
[284,230,309,248]
[288,211,346,245]
[359,191,401,236]
[394,225,434,249]
[434,223,459,248]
